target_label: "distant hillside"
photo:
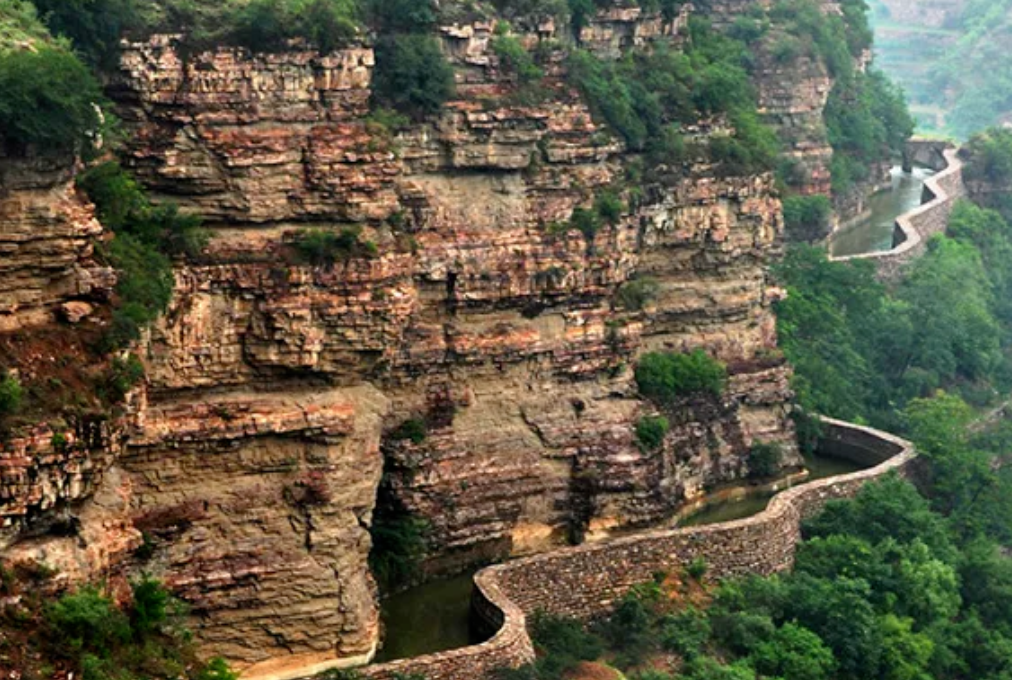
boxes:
[871,0,1012,138]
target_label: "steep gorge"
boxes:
[0,1,869,675]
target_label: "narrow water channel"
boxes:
[373,571,482,663]
[374,452,867,662]
[679,453,863,527]
[829,165,935,257]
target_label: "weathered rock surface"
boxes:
[1,4,806,674]
[123,386,389,671]
[0,153,114,332]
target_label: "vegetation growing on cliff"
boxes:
[961,128,1012,218]
[782,194,833,243]
[78,162,206,350]
[824,69,914,194]
[31,0,361,64]
[0,570,237,680]
[566,17,779,175]
[635,350,727,405]
[0,2,107,156]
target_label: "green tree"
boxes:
[372,34,455,119]
[782,194,833,243]
[0,46,105,154]
[635,350,727,405]
[749,622,836,680]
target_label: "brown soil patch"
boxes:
[0,321,117,429]
[564,661,624,680]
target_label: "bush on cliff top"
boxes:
[962,127,1012,188]
[30,0,361,63]
[291,226,379,266]
[635,350,727,405]
[565,19,777,175]
[0,42,105,155]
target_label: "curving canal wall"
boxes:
[830,144,965,281]
[347,418,917,680]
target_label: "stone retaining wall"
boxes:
[830,145,965,281]
[343,418,916,680]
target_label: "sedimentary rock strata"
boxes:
[0,4,807,672]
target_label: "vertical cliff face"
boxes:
[0,4,800,674]
[108,1,794,622]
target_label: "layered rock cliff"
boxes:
[1,4,801,675]
[0,150,127,571]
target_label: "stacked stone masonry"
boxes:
[342,418,916,680]
[830,144,966,280]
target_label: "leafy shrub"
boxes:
[102,355,146,404]
[369,511,428,591]
[79,162,207,257]
[687,556,708,580]
[963,127,1012,187]
[825,70,913,194]
[635,350,727,404]
[129,577,169,640]
[366,0,437,34]
[372,34,454,120]
[46,587,131,657]
[292,227,379,266]
[230,0,359,54]
[635,415,669,451]
[749,623,836,680]
[600,594,655,660]
[748,442,784,479]
[0,46,105,155]
[530,611,603,678]
[661,606,711,659]
[569,207,602,240]
[616,277,660,311]
[29,0,145,68]
[594,191,624,224]
[492,31,543,83]
[37,577,235,680]
[782,194,833,243]
[101,235,174,350]
[391,418,427,444]
[0,372,23,418]
[79,162,206,350]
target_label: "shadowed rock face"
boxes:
[1,5,804,673]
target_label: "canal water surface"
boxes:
[829,165,935,257]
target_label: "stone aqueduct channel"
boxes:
[288,418,918,680]
[830,142,966,279]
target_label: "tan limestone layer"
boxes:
[0,154,115,332]
[120,386,389,668]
